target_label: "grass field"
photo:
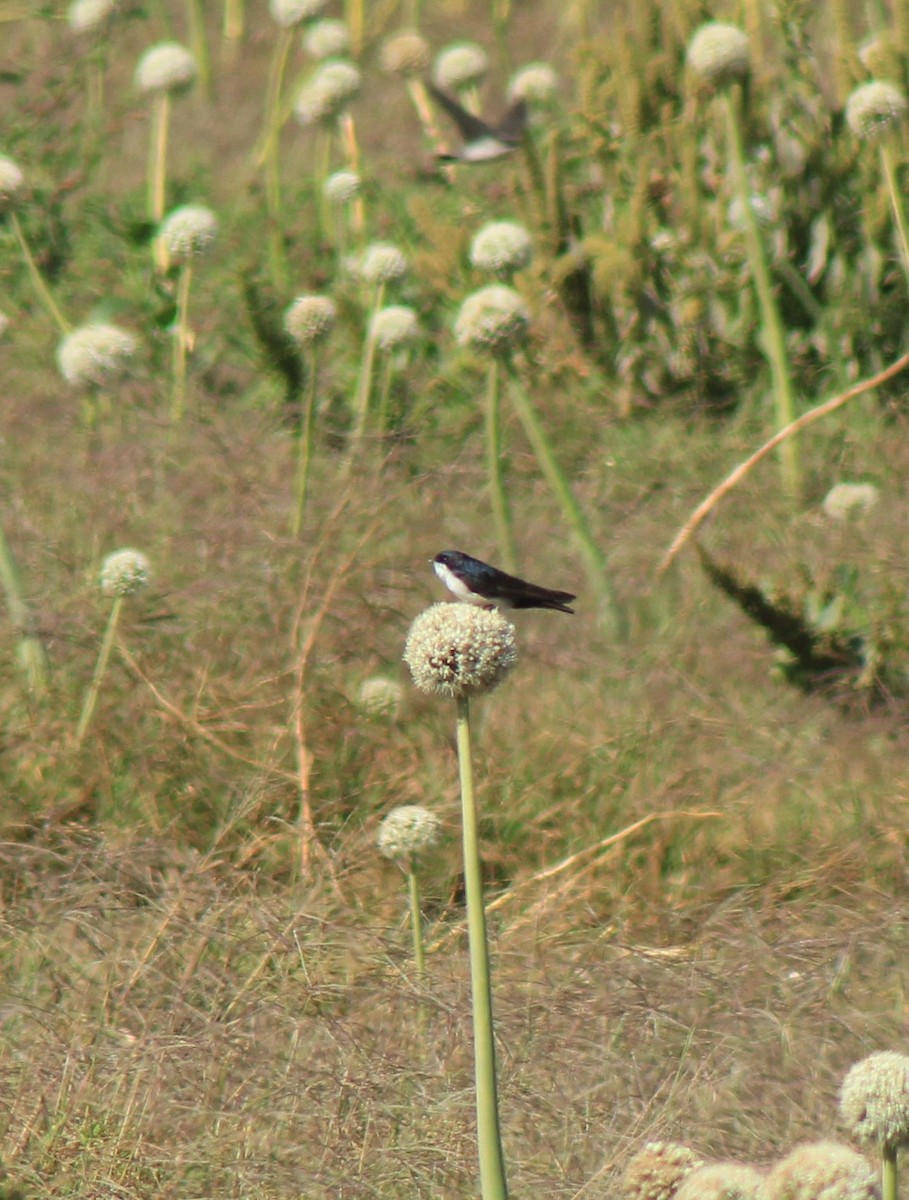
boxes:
[2,0,909,1196]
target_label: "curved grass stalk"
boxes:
[0,521,49,697]
[170,261,194,422]
[290,346,320,536]
[879,142,909,292]
[485,358,517,574]
[9,212,70,333]
[74,593,123,748]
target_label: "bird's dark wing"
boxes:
[494,98,528,145]
[426,82,495,141]
[486,567,576,612]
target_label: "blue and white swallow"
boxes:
[432,550,575,613]
[426,83,527,163]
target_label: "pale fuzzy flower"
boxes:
[303,18,350,60]
[455,284,530,353]
[822,482,880,520]
[622,1142,706,1200]
[68,0,116,32]
[358,242,407,285]
[380,30,430,76]
[404,603,517,699]
[0,156,25,206]
[135,42,197,94]
[294,59,360,125]
[839,1051,909,1150]
[470,221,533,277]
[323,170,361,203]
[508,62,558,104]
[370,305,420,350]
[158,204,218,258]
[57,323,138,387]
[765,1142,879,1200]
[433,42,489,91]
[100,549,150,597]
[687,22,750,86]
[358,676,404,716]
[283,294,337,344]
[268,0,327,28]
[377,805,442,861]
[674,1163,767,1200]
[846,81,908,141]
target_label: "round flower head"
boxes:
[380,30,431,76]
[100,549,150,597]
[57,323,138,387]
[470,221,533,277]
[621,1142,706,1200]
[294,59,361,125]
[839,1051,909,1151]
[433,41,489,91]
[404,603,517,699]
[268,0,327,28]
[846,81,908,141]
[358,242,407,285]
[135,42,197,94]
[303,18,350,60]
[765,1142,879,1200]
[455,284,530,353]
[68,0,116,33]
[377,805,442,861]
[687,22,750,87]
[508,62,559,104]
[0,156,25,208]
[158,204,218,259]
[324,170,361,203]
[358,676,404,716]
[674,1163,766,1200]
[822,482,880,521]
[370,305,420,350]
[283,294,337,344]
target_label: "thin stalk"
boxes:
[291,345,319,536]
[879,143,909,292]
[187,0,212,98]
[0,521,49,697]
[339,112,365,235]
[882,1146,897,1200]
[170,261,193,422]
[455,694,509,1200]
[504,366,624,637]
[345,0,363,58]
[10,213,70,333]
[350,281,385,452]
[74,594,123,748]
[723,87,799,501]
[375,351,394,442]
[149,90,171,223]
[222,0,244,51]
[485,358,517,574]
[407,863,426,981]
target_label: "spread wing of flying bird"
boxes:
[426,82,527,163]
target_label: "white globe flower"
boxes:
[455,285,530,353]
[358,242,407,285]
[508,62,558,104]
[323,170,361,203]
[469,221,533,277]
[68,0,117,33]
[100,548,150,597]
[135,42,197,94]
[0,156,25,207]
[302,18,350,59]
[370,305,420,350]
[433,42,489,91]
[268,0,327,28]
[283,295,337,344]
[158,204,218,258]
[294,59,361,125]
[57,323,138,387]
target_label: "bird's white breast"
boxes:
[434,560,489,605]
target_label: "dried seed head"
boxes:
[377,805,442,861]
[455,284,530,353]
[380,30,431,76]
[470,221,533,277]
[57,323,138,387]
[283,295,337,344]
[822,482,880,521]
[303,18,350,59]
[358,242,408,284]
[158,204,218,258]
[294,59,361,124]
[100,549,150,597]
[839,1052,909,1151]
[370,305,420,350]
[674,1163,766,1200]
[846,81,908,141]
[622,1142,706,1200]
[135,42,198,94]
[687,22,750,87]
[268,0,327,28]
[508,62,558,104]
[765,1142,880,1200]
[433,41,489,91]
[404,603,517,698]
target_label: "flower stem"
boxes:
[882,1146,897,1200]
[10,212,70,334]
[170,261,193,422]
[149,90,171,225]
[262,28,293,289]
[407,862,426,981]
[455,694,509,1200]
[880,143,909,293]
[485,358,517,574]
[350,281,385,452]
[291,346,319,536]
[74,594,123,748]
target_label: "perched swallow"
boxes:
[426,83,527,163]
[432,550,575,613]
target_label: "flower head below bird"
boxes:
[432,550,575,613]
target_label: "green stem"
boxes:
[485,358,517,574]
[723,87,799,501]
[0,521,49,697]
[262,28,293,292]
[350,281,385,452]
[10,212,70,333]
[880,143,909,294]
[407,863,426,982]
[74,594,123,748]
[291,346,319,536]
[504,366,624,637]
[187,0,212,99]
[222,0,244,49]
[882,1146,897,1200]
[375,351,394,442]
[170,261,193,422]
[455,694,509,1200]
[149,90,171,224]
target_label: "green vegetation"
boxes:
[2,0,909,1195]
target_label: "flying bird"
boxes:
[432,550,575,613]
[426,83,527,163]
